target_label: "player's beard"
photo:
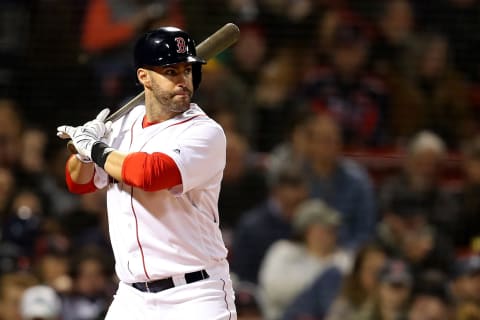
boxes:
[152,83,192,113]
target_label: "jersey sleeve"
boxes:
[162,122,226,195]
[65,156,97,194]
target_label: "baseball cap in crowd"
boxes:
[292,199,341,235]
[378,259,413,287]
[20,285,62,320]
[454,255,480,278]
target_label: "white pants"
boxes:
[105,262,237,320]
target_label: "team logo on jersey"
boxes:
[174,37,187,54]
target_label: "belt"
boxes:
[131,269,209,293]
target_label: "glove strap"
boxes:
[91,142,115,169]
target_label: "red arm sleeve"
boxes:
[65,156,97,194]
[121,152,182,192]
[81,0,136,52]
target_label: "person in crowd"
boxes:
[369,0,415,76]
[357,258,413,320]
[20,285,62,320]
[0,167,15,221]
[326,242,388,320]
[299,22,391,147]
[375,194,455,279]
[407,284,452,320]
[267,109,314,179]
[387,32,473,149]
[258,199,352,320]
[33,249,71,295]
[303,112,377,250]
[194,59,255,141]
[231,165,309,284]
[421,0,480,82]
[378,130,459,243]
[1,188,46,259]
[253,48,306,151]
[218,130,268,230]
[229,22,268,90]
[449,255,480,310]
[61,246,115,320]
[455,135,480,251]
[0,272,38,320]
[0,99,23,170]
[281,266,344,320]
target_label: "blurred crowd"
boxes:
[1,0,480,319]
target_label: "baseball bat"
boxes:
[67,22,240,153]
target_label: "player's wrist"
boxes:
[75,153,93,164]
[91,141,115,169]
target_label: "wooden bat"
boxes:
[67,23,240,153]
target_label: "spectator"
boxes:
[0,167,15,221]
[61,246,115,320]
[407,289,451,320]
[424,0,480,82]
[387,32,473,149]
[456,302,480,320]
[369,0,415,76]
[258,199,352,320]
[299,22,391,147]
[303,112,377,250]
[20,285,62,320]
[455,135,480,251]
[1,188,45,258]
[18,126,48,176]
[195,59,255,140]
[450,255,480,307]
[0,272,38,320]
[0,99,23,169]
[281,266,344,320]
[357,258,413,320]
[253,48,306,151]
[33,250,71,295]
[267,109,314,179]
[378,130,459,241]
[230,165,309,284]
[326,242,388,320]
[229,22,268,90]
[218,130,268,230]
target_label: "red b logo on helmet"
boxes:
[175,37,187,53]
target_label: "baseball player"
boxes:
[57,27,237,319]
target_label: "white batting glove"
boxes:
[82,108,113,141]
[57,108,113,161]
[57,125,99,160]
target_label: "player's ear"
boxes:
[137,68,151,88]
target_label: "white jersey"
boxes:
[98,103,228,283]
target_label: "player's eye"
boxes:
[184,67,192,75]
[164,69,177,76]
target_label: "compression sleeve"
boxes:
[121,152,182,191]
[65,156,97,194]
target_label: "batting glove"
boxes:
[57,108,113,161]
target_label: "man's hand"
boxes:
[57,108,112,161]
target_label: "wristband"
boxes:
[91,142,115,169]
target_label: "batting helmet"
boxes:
[134,27,206,90]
